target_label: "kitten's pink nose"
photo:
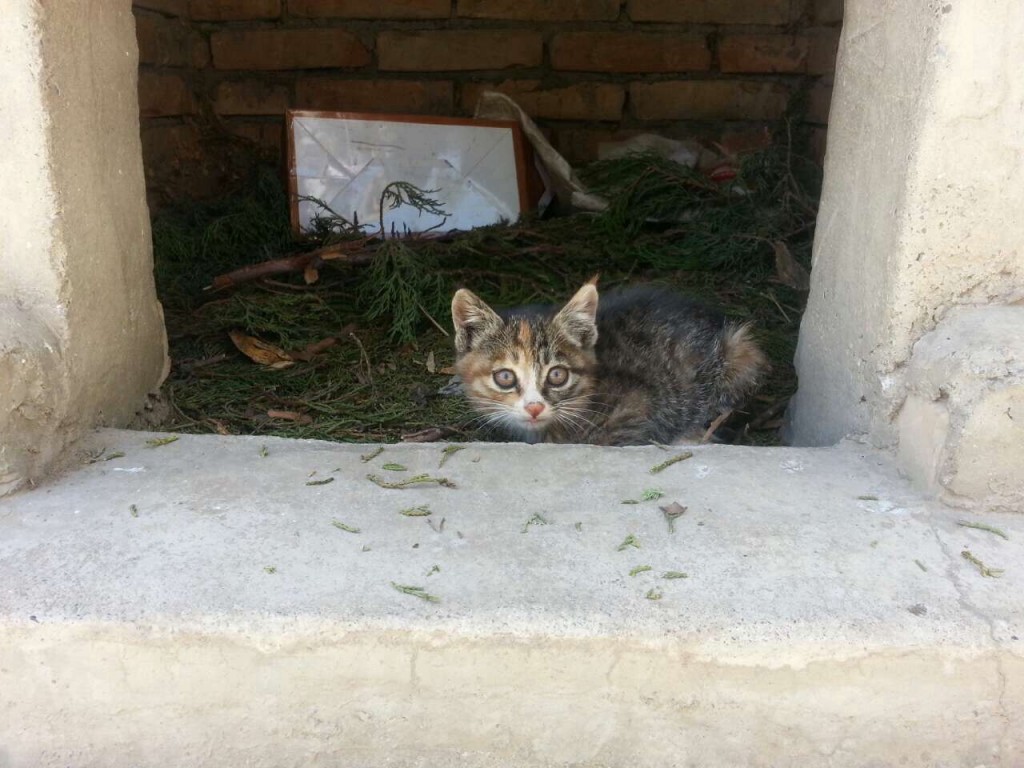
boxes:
[524,402,546,419]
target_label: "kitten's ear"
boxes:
[553,281,599,348]
[452,289,502,355]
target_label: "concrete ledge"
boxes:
[2,430,1022,766]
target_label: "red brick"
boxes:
[719,34,809,73]
[457,0,619,21]
[807,77,833,124]
[295,79,454,114]
[551,127,649,165]
[142,120,287,209]
[461,81,624,121]
[138,71,194,117]
[813,0,843,24]
[140,123,202,173]
[226,120,285,159]
[629,0,795,24]
[808,28,840,74]
[378,31,542,72]
[190,0,281,20]
[133,0,186,16]
[136,14,209,68]
[288,0,450,18]
[211,29,370,70]
[214,80,291,115]
[140,123,208,206]
[551,32,709,73]
[630,80,790,121]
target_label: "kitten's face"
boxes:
[451,282,599,440]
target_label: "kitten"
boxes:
[450,278,767,446]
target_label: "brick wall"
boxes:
[134,0,841,207]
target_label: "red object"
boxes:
[708,164,737,182]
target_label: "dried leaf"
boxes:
[229,330,295,369]
[439,445,465,468]
[360,446,384,462]
[331,519,360,533]
[391,582,440,603]
[957,520,1009,540]
[438,366,457,376]
[303,264,320,284]
[659,502,687,518]
[367,473,456,489]
[291,337,337,362]
[961,549,1004,578]
[401,426,457,443]
[306,477,335,486]
[617,534,641,551]
[425,351,436,374]
[622,488,664,504]
[145,436,179,448]
[208,418,231,436]
[521,512,549,533]
[659,502,688,533]
[267,409,313,425]
[773,241,810,291]
[400,505,432,517]
[649,452,693,474]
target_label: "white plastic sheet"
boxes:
[288,111,529,236]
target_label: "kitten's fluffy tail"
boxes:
[719,322,769,407]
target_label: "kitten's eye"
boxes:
[546,366,569,387]
[493,369,517,389]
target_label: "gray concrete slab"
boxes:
[1,430,1022,767]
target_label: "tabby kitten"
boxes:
[451,279,767,446]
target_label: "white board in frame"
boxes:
[287,110,531,237]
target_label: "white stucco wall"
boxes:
[789,0,1024,449]
[0,0,168,496]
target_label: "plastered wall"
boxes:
[788,0,1024,451]
[0,0,168,496]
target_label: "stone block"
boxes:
[899,305,1024,512]
[0,304,68,497]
